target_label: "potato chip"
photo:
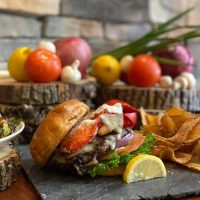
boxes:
[166,107,189,116]
[160,114,177,137]
[142,124,164,136]
[184,121,200,144]
[140,107,163,125]
[168,117,200,144]
[192,139,200,155]
[140,107,200,173]
[152,146,192,164]
[169,114,194,130]
[155,135,179,149]
[185,155,200,172]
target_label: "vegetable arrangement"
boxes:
[91,7,199,87]
[7,37,91,83]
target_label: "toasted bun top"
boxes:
[29,99,89,167]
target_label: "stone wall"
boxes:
[0,0,200,78]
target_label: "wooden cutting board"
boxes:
[0,168,41,200]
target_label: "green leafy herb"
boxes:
[87,133,156,177]
[90,6,199,66]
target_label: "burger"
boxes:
[30,99,155,176]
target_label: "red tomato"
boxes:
[123,113,137,128]
[128,54,161,87]
[115,133,145,154]
[25,49,62,83]
[106,99,139,113]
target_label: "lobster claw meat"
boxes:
[60,119,99,154]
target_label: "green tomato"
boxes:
[8,47,32,81]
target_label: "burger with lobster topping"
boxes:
[30,99,155,177]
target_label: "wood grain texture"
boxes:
[0,77,96,105]
[97,84,200,112]
[0,148,20,190]
[0,104,53,126]
[0,169,41,200]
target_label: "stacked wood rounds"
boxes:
[0,78,96,143]
[0,148,20,190]
[97,84,200,112]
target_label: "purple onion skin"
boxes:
[155,43,194,78]
[115,131,134,148]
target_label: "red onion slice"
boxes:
[115,131,134,148]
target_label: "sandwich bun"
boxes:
[29,99,89,167]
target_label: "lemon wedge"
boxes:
[123,154,167,183]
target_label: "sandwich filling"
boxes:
[50,102,155,176]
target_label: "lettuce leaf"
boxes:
[87,133,156,177]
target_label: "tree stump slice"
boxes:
[97,85,200,112]
[0,148,20,190]
[0,104,54,126]
[0,77,96,105]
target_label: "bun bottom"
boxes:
[102,165,126,176]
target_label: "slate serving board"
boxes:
[18,145,200,200]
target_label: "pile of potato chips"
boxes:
[141,107,200,172]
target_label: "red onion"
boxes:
[154,43,194,78]
[54,37,92,78]
[115,131,134,148]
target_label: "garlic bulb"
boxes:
[37,41,56,53]
[173,76,188,89]
[180,72,196,89]
[120,55,133,73]
[61,60,82,83]
[159,76,173,88]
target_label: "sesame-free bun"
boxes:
[29,99,89,167]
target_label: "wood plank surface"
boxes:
[0,169,41,200]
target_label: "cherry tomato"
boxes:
[127,54,161,87]
[106,99,139,113]
[25,49,62,83]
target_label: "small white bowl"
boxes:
[0,121,25,148]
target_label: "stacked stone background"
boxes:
[0,0,199,79]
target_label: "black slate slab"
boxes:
[18,145,200,200]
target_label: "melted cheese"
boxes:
[100,113,123,138]
[94,103,123,115]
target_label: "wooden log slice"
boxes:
[0,104,53,126]
[0,147,20,190]
[97,84,200,112]
[0,77,96,105]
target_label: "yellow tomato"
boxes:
[92,55,121,85]
[8,47,32,81]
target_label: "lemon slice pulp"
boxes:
[123,154,167,183]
